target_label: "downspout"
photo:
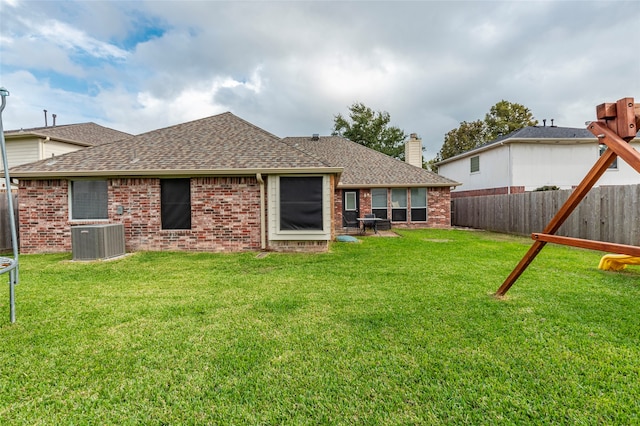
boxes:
[256,173,266,250]
[507,143,512,195]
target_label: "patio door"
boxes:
[342,190,359,226]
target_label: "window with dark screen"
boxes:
[279,177,323,231]
[71,180,108,220]
[161,178,191,230]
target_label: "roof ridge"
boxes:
[125,112,283,142]
[5,122,99,133]
[280,137,334,168]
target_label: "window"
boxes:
[344,191,357,211]
[470,156,480,173]
[391,188,407,222]
[599,144,618,169]
[161,179,191,230]
[279,176,323,231]
[71,180,108,220]
[410,188,427,222]
[371,188,388,219]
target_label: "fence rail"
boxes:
[451,184,639,246]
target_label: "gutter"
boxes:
[256,173,266,250]
[9,166,344,179]
[6,132,94,147]
[338,182,461,189]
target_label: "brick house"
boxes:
[10,113,459,254]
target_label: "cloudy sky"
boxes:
[1,0,638,159]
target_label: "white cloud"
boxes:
[1,0,638,158]
[25,18,128,60]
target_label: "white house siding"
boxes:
[5,139,40,169]
[443,145,510,193]
[598,140,640,186]
[511,143,596,190]
[44,140,84,159]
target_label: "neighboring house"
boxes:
[2,123,132,188]
[435,125,640,198]
[9,113,459,254]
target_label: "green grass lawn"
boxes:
[1,229,638,424]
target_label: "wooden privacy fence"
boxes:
[452,184,639,246]
[0,192,18,251]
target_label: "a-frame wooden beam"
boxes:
[495,97,640,297]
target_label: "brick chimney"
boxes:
[404,133,423,168]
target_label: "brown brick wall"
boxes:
[334,187,452,231]
[19,179,71,253]
[18,177,263,254]
[426,186,452,228]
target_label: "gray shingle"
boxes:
[10,113,333,176]
[5,122,132,146]
[283,136,459,187]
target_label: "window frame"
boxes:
[371,188,388,219]
[410,187,428,222]
[268,175,332,241]
[69,179,109,221]
[344,191,357,212]
[391,188,408,222]
[470,155,480,174]
[160,178,192,230]
[599,144,618,170]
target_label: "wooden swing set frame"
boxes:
[496,97,640,297]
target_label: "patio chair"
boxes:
[362,213,377,234]
[343,219,360,235]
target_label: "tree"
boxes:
[438,120,486,161]
[484,100,538,141]
[332,102,407,160]
[435,100,538,162]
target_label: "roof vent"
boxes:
[311,134,319,141]
[550,119,556,127]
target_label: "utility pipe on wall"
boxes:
[256,173,266,250]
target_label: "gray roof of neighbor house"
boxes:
[436,125,597,166]
[283,136,460,188]
[9,113,340,178]
[5,122,132,146]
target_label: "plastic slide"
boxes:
[598,254,640,271]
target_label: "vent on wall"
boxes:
[71,224,125,260]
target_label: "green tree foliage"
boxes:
[435,100,538,162]
[484,100,538,141]
[438,120,486,161]
[332,102,407,160]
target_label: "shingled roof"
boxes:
[436,125,597,166]
[10,113,339,178]
[5,122,132,146]
[283,136,459,188]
